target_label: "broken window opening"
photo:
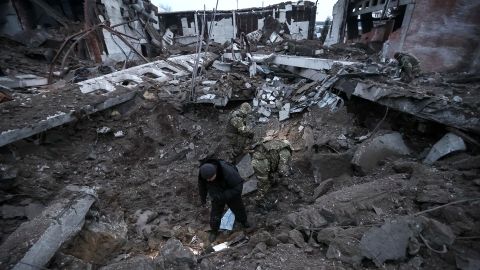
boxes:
[160,67,177,74]
[142,72,159,79]
[121,80,138,86]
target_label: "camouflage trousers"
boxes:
[251,148,291,202]
[401,63,420,82]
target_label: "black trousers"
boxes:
[210,195,247,231]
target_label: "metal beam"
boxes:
[248,54,357,71]
[351,0,413,16]
[28,0,70,27]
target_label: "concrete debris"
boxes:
[100,256,154,270]
[279,103,291,121]
[157,238,196,270]
[424,133,467,164]
[0,74,48,89]
[0,1,479,269]
[236,154,255,179]
[242,177,258,195]
[114,131,125,138]
[326,227,367,266]
[288,229,306,248]
[360,218,418,266]
[312,178,334,199]
[352,132,411,175]
[360,216,455,267]
[0,187,96,270]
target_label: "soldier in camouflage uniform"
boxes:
[251,138,292,204]
[394,52,421,83]
[225,102,254,161]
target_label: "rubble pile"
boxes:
[0,0,479,270]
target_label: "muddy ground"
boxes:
[1,76,479,270]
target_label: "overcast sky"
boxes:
[151,0,337,21]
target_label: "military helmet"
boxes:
[239,102,252,114]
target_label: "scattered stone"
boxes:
[279,103,291,121]
[352,132,411,175]
[258,107,271,117]
[312,178,334,199]
[242,177,258,195]
[399,256,424,270]
[253,242,268,255]
[53,253,93,269]
[199,258,215,270]
[288,229,306,248]
[316,227,343,245]
[415,185,451,204]
[0,165,16,189]
[326,228,366,266]
[96,126,111,134]
[473,179,480,186]
[1,205,25,219]
[420,217,455,249]
[455,247,480,270]
[100,256,154,270]
[360,218,416,266]
[309,152,353,182]
[392,160,416,174]
[157,238,196,270]
[275,231,290,244]
[143,91,157,100]
[424,133,466,164]
[249,230,277,247]
[135,210,158,236]
[236,154,255,179]
[285,208,327,232]
[114,130,125,138]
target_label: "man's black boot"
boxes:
[208,230,218,243]
[241,221,251,229]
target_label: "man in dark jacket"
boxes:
[198,159,249,242]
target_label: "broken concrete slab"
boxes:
[326,227,368,266]
[156,238,196,270]
[100,256,155,270]
[423,133,467,164]
[415,185,451,204]
[248,54,357,71]
[347,81,480,135]
[360,218,417,267]
[352,132,411,175]
[0,89,136,148]
[312,178,334,199]
[242,177,258,195]
[279,103,291,121]
[0,74,48,88]
[0,187,96,270]
[212,60,232,72]
[1,205,25,219]
[236,154,254,179]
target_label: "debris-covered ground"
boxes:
[1,0,479,270]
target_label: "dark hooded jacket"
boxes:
[198,159,244,204]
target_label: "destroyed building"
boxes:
[0,0,479,269]
[325,0,480,72]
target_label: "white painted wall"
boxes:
[0,1,23,36]
[207,17,235,44]
[100,0,159,61]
